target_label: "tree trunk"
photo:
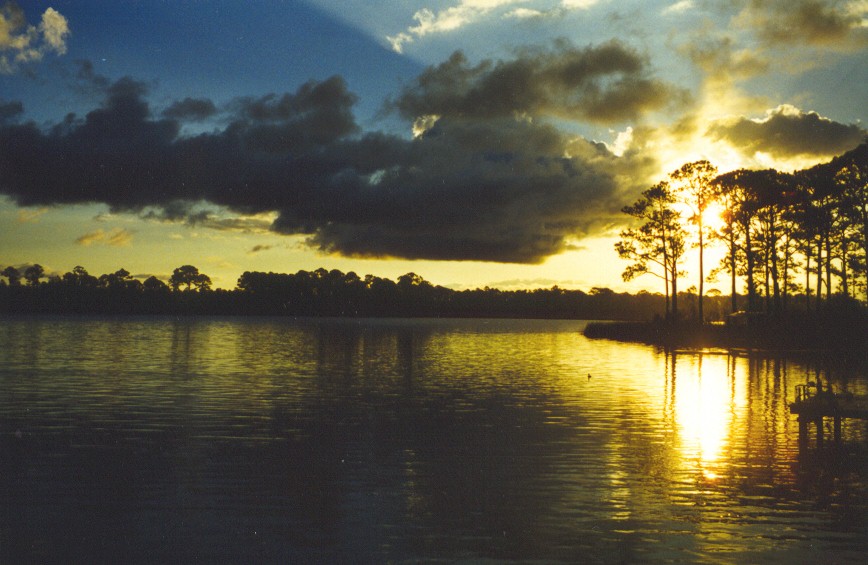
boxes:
[816,240,823,306]
[746,228,756,311]
[771,251,781,315]
[730,233,737,313]
[663,233,670,319]
[840,248,849,298]
[670,267,679,322]
[664,266,670,319]
[863,214,868,303]
[805,248,811,312]
[825,236,832,301]
[698,221,704,322]
[763,244,771,314]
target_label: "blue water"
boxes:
[1,316,866,563]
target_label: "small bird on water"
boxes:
[588,373,592,380]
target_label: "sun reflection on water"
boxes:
[673,355,735,479]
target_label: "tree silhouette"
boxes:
[748,169,794,314]
[797,164,849,305]
[2,266,21,286]
[99,268,135,289]
[170,265,211,291]
[832,143,867,301]
[23,264,45,286]
[710,172,744,313]
[62,266,98,287]
[616,181,686,320]
[670,160,718,321]
[143,276,169,292]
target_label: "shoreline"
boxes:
[583,319,868,363]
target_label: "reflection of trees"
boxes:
[297,321,604,559]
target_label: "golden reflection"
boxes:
[673,355,733,477]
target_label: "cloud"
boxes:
[505,8,551,20]
[248,244,273,254]
[387,1,528,53]
[386,1,611,52]
[732,0,868,49]
[663,1,694,15]
[561,0,603,8]
[505,0,604,20]
[16,207,47,223]
[683,35,770,82]
[388,41,687,125]
[75,228,134,247]
[708,104,866,158]
[0,59,659,264]
[187,213,275,234]
[0,99,23,121]
[485,277,584,289]
[39,7,68,53]
[161,97,218,121]
[0,2,69,73]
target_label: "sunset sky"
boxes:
[1,1,866,291]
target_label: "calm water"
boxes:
[1,316,866,564]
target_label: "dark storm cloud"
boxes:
[0,99,23,122]
[388,40,687,125]
[708,105,866,158]
[0,52,653,263]
[161,97,217,121]
[228,76,361,153]
[278,117,638,263]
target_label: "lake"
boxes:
[1,316,866,563]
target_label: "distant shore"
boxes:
[583,318,868,363]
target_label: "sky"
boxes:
[1,0,866,292]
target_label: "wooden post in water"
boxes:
[815,418,823,447]
[791,384,868,449]
[799,417,808,447]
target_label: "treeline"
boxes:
[618,141,868,321]
[0,264,734,319]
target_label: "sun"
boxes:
[702,201,728,233]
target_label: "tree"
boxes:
[670,160,718,321]
[616,181,687,320]
[710,172,744,313]
[143,276,169,292]
[170,265,211,291]
[62,266,98,287]
[751,170,795,314]
[2,266,21,286]
[98,268,134,289]
[833,142,868,302]
[797,163,851,306]
[23,264,45,286]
